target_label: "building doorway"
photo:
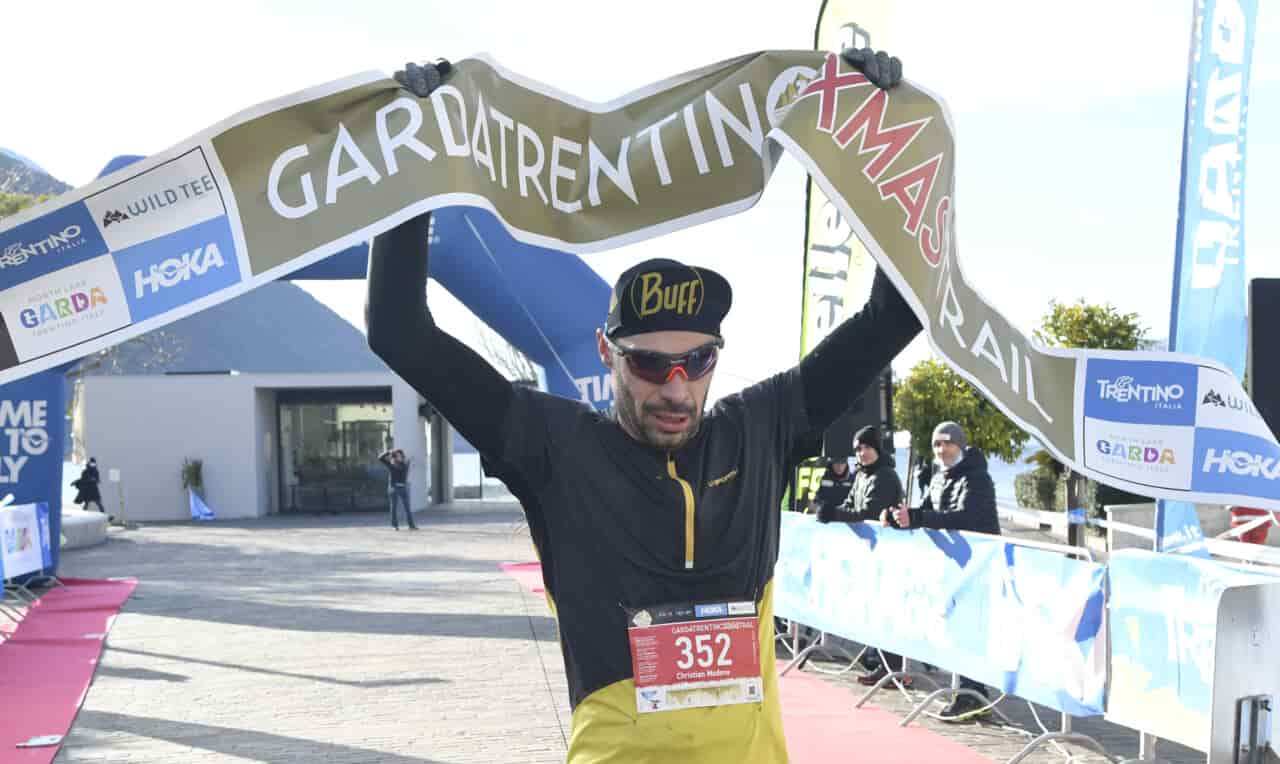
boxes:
[278,388,393,513]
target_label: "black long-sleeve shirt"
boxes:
[366,211,921,761]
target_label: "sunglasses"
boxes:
[606,335,724,384]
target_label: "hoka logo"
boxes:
[133,242,226,297]
[1202,449,1280,480]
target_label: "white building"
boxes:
[79,371,433,522]
[73,282,455,522]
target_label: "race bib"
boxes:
[625,600,763,714]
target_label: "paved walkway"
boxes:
[49,503,1209,763]
[55,504,569,763]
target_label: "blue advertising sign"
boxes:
[0,367,66,573]
[112,215,240,323]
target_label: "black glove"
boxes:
[394,59,453,98]
[840,48,902,90]
[816,501,836,524]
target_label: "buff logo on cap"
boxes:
[606,257,731,340]
[631,270,704,319]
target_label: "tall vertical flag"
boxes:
[1158,0,1258,554]
[793,0,893,507]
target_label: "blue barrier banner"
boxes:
[1107,549,1279,751]
[0,501,51,579]
[775,513,1107,716]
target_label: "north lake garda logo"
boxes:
[18,284,110,330]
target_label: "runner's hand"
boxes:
[840,48,902,89]
[394,59,453,98]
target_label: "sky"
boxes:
[6,0,1279,403]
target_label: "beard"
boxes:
[614,373,703,450]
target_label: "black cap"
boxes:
[605,258,732,339]
[853,426,880,450]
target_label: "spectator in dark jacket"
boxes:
[896,422,999,535]
[892,421,999,722]
[818,426,902,524]
[808,458,854,514]
[72,458,106,515]
[818,426,909,685]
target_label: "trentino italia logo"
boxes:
[1202,449,1280,481]
[102,209,129,227]
[134,241,226,298]
[1096,439,1177,465]
[1202,389,1260,417]
[1095,377,1184,408]
[19,287,110,328]
[0,225,87,269]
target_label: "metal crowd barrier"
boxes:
[778,510,1280,763]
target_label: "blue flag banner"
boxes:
[189,489,215,521]
[775,513,1107,717]
[1158,0,1258,554]
[1107,549,1280,753]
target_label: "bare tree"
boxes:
[66,330,189,461]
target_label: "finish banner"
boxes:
[1,52,1278,509]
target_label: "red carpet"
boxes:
[501,562,990,762]
[779,665,991,763]
[0,577,137,763]
[499,561,545,593]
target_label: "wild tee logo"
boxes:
[631,271,703,319]
[1201,388,1260,417]
[102,209,130,228]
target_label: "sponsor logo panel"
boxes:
[0,202,108,291]
[112,216,240,322]
[1191,427,1280,501]
[1082,417,1195,490]
[0,256,131,361]
[1193,366,1274,440]
[1083,358,1198,427]
[84,148,226,252]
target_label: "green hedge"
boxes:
[1014,469,1152,517]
